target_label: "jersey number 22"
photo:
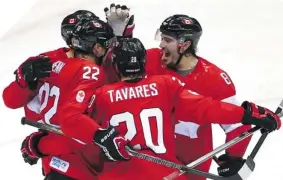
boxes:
[39,82,60,127]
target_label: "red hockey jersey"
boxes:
[3,48,105,154]
[2,47,69,120]
[145,48,251,157]
[37,57,104,143]
[91,75,245,180]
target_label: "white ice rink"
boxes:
[0,0,283,179]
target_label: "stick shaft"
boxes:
[164,99,283,180]
[21,117,229,180]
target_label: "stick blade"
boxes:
[229,156,255,180]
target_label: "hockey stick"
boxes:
[21,119,63,135]
[20,117,259,180]
[164,99,283,180]
[163,127,261,180]
[20,118,86,144]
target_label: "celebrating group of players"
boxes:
[2,3,281,180]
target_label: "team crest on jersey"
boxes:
[76,90,85,103]
[52,61,65,74]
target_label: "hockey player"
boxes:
[2,12,116,180]
[152,15,252,179]
[103,5,253,179]
[19,19,128,179]
[3,7,98,156]
[88,37,281,180]
[3,9,98,112]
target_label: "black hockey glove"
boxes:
[216,154,245,177]
[241,101,281,132]
[93,124,131,161]
[15,55,52,90]
[21,130,48,165]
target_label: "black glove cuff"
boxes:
[27,80,39,90]
[31,131,48,157]
[241,101,251,111]
[93,126,119,144]
[242,110,277,131]
[241,110,254,125]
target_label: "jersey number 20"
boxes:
[110,108,166,154]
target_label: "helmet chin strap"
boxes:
[175,50,183,67]
[174,40,192,68]
[174,43,185,68]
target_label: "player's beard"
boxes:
[161,48,179,70]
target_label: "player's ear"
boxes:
[180,41,191,53]
[93,43,105,56]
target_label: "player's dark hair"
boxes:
[159,14,202,60]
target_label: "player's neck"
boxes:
[66,49,74,58]
[121,76,143,81]
[177,55,198,71]
[76,53,97,64]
